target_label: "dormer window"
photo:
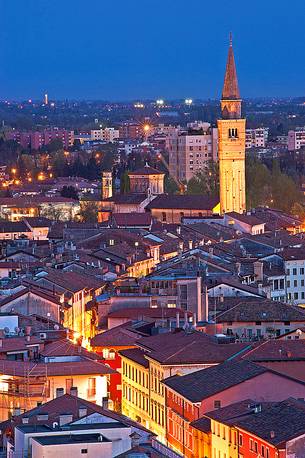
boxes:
[228,128,238,138]
[109,239,115,246]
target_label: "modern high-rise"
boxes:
[168,122,218,182]
[218,36,246,214]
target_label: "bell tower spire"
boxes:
[217,35,246,214]
[221,34,241,118]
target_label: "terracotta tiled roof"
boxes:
[120,348,149,368]
[216,299,305,323]
[242,340,305,362]
[41,339,103,360]
[128,165,164,176]
[137,330,250,365]
[226,212,264,227]
[91,323,145,348]
[146,194,219,210]
[0,359,114,376]
[113,213,152,227]
[163,361,269,402]
[206,398,305,447]
[0,336,42,353]
[0,221,30,233]
[0,393,152,435]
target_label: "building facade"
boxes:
[245,128,269,149]
[168,123,218,182]
[218,37,246,214]
[288,128,305,151]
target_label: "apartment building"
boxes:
[90,127,119,143]
[283,248,305,305]
[288,128,305,151]
[168,123,218,182]
[6,128,74,150]
[120,331,249,443]
[245,128,269,149]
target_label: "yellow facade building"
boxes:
[218,36,246,214]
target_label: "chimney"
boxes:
[196,276,202,321]
[270,431,275,439]
[189,240,193,250]
[199,285,209,322]
[184,311,188,327]
[25,326,31,336]
[208,247,214,257]
[235,262,241,275]
[56,388,64,398]
[78,407,88,418]
[102,397,109,409]
[253,261,264,282]
[176,312,180,328]
[26,335,30,342]
[59,414,73,426]
[193,312,197,327]
[130,432,141,448]
[70,387,78,397]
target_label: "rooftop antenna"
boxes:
[229,32,233,47]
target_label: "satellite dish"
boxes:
[14,327,20,334]
[4,327,10,335]
[54,324,60,330]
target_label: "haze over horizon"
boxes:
[1,0,304,101]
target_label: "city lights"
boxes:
[185,98,193,105]
[156,99,164,106]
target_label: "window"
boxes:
[301,268,304,275]
[81,450,88,454]
[239,434,243,446]
[294,280,298,287]
[287,280,291,288]
[103,348,115,359]
[214,400,221,409]
[293,268,297,275]
[302,280,305,287]
[261,445,265,457]
[294,292,299,300]
[162,212,166,222]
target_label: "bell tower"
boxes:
[101,171,113,199]
[218,34,246,214]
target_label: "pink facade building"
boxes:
[6,129,74,150]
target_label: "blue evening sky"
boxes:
[0,0,304,100]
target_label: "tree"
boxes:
[165,176,179,194]
[60,186,79,200]
[79,201,98,223]
[45,139,63,153]
[120,170,130,194]
[187,161,219,197]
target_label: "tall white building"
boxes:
[168,122,218,182]
[245,128,269,149]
